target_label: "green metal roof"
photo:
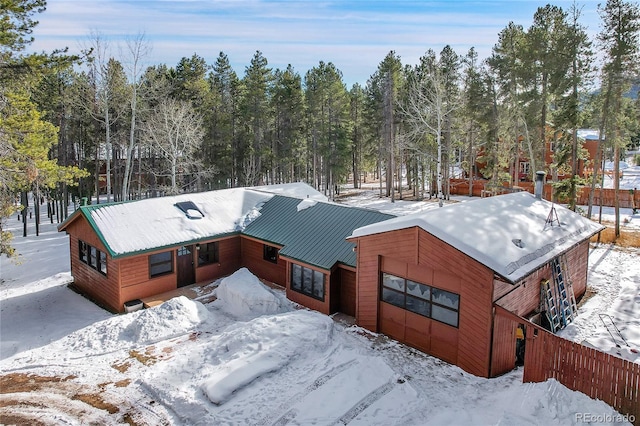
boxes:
[243,196,394,270]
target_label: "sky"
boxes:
[28,0,604,87]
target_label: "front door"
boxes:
[177,245,195,287]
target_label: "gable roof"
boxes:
[349,192,604,283]
[58,183,393,269]
[249,182,328,201]
[243,196,394,269]
[59,188,275,259]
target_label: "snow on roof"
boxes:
[350,192,604,283]
[577,129,602,141]
[249,182,328,201]
[59,182,377,263]
[78,187,291,257]
[296,198,318,212]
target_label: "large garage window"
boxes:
[291,263,325,301]
[149,251,173,278]
[381,273,459,327]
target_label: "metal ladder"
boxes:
[551,256,577,328]
[541,279,561,333]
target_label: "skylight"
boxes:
[175,201,205,219]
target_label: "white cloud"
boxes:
[28,0,602,86]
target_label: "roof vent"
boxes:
[512,238,525,249]
[175,201,205,219]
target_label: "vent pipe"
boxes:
[534,171,545,199]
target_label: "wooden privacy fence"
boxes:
[494,306,639,425]
[450,179,640,209]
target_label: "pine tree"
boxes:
[270,64,304,183]
[597,0,640,237]
[304,61,350,198]
[240,51,272,186]
[207,52,240,188]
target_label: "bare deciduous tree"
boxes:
[141,98,207,195]
[120,32,151,201]
[401,55,461,200]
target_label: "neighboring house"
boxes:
[347,189,603,378]
[58,183,393,316]
[473,128,601,183]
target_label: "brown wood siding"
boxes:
[338,268,356,317]
[355,226,494,377]
[353,228,418,331]
[490,308,519,377]
[240,237,286,286]
[493,241,590,316]
[494,267,549,316]
[379,302,406,342]
[564,241,589,299]
[404,310,431,353]
[417,229,494,378]
[195,236,242,283]
[65,217,121,312]
[119,250,177,306]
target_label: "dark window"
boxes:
[78,241,88,264]
[291,264,302,291]
[149,251,173,278]
[89,246,97,268]
[198,242,219,266]
[263,245,278,263]
[78,239,107,276]
[380,273,459,328]
[290,263,325,301]
[99,251,107,275]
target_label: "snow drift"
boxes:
[211,267,285,318]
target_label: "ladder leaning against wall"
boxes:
[541,254,577,332]
[551,255,577,328]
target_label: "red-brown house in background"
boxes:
[474,128,601,183]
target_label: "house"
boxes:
[347,186,603,378]
[58,183,393,315]
[59,179,603,379]
[473,128,601,183]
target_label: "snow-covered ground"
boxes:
[1,188,638,425]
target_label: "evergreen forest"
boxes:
[2,0,640,256]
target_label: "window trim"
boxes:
[263,244,279,264]
[149,250,174,278]
[380,272,460,328]
[290,263,325,302]
[197,241,220,267]
[78,239,107,277]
